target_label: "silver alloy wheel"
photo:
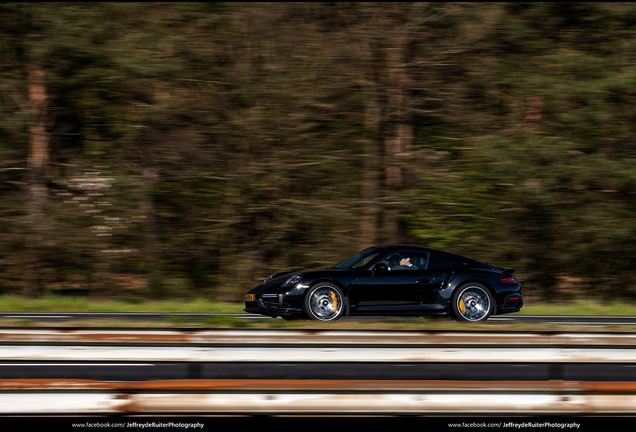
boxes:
[456,285,491,322]
[307,285,344,321]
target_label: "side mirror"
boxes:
[373,262,388,275]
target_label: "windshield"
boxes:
[332,251,381,269]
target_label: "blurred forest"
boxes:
[2,2,636,303]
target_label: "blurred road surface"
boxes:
[1,312,636,325]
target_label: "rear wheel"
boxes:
[304,283,346,321]
[452,283,493,322]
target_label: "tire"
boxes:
[451,283,494,322]
[304,283,346,321]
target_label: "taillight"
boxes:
[501,277,518,284]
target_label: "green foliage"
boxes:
[2,3,636,303]
[0,295,88,312]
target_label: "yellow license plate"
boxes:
[244,294,255,302]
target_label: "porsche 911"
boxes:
[244,245,522,322]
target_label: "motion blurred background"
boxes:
[1,2,635,305]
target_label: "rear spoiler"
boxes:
[498,267,516,275]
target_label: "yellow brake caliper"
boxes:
[330,290,338,311]
[459,299,466,315]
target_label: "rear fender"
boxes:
[443,274,497,310]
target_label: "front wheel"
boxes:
[304,283,346,321]
[451,283,494,322]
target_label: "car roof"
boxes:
[365,245,485,266]
[364,244,444,254]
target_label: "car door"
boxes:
[351,250,439,309]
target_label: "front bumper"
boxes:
[244,290,304,317]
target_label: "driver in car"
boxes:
[389,254,417,270]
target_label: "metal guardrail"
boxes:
[1,329,636,363]
[1,329,636,415]
[2,344,636,363]
[1,379,636,415]
[1,328,636,346]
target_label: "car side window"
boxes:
[428,253,463,270]
[379,251,430,270]
[410,252,429,269]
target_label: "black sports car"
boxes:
[244,245,522,322]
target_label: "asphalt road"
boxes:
[2,311,636,325]
[2,360,636,382]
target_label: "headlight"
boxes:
[282,273,303,287]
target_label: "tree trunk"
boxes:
[24,68,49,298]
[140,166,163,298]
[382,24,412,243]
[358,78,383,250]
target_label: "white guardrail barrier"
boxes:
[1,379,636,415]
[0,329,636,415]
